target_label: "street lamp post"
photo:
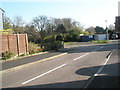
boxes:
[105,20,108,40]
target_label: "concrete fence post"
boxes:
[7,35,10,51]
[25,34,28,54]
[0,34,2,58]
[16,34,20,56]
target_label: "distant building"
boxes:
[80,35,95,42]
[95,34,106,41]
[115,16,120,39]
[114,2,120,39]
[0,8,5,30]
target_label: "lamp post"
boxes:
[105,20,108,40]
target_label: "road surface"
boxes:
[1,42,119,89]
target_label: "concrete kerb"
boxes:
[0,51,49,63]
[83,49,115,89]
[0,52,68,75]
[0,47,76,74]
[1,42,113,63]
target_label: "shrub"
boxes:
[43,41,64,51]
[29,49,35,54]
[2,51,15,60]
[44,35,56,43]
[56,34,64,41]
[29,48,44,55]
[19,54,25,57]
[28,42,42,54]
[64,30,80,42]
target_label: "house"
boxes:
[0,8,5,30]
[80,35,95,42]
[115,16,120,39]
[114,2,120,39]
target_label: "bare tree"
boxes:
[3,16,12,29]
[32,15,50,39]
[85,26,96,35]
[108,24,115,30]
[12,16,25,34]
[24,25,40,43]
[12,16,25,26]
[61,18,73,30]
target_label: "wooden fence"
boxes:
[0,34,28,57]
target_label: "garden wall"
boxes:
[0,34,28,57]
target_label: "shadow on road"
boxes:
[76,62,120,88]
[2,62,119,89]
[58,43,119,54]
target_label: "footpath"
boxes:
[0,40,119,74]
[0,47,75,74]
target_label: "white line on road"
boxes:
[22,63,67,85]
[73,53,90,61]
[84,49,114,88]
[94,49,114,76]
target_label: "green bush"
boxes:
[28,48,44,55]
[44,35,56,43]
[28,42,43,54]
[56,34,64,41]
[64,30,80,42]
[2,51,15,60]
[43,41,64,51]
[19,54,26,57]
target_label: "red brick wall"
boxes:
[0,34,28,56]
[9,34,18,55]
[1,35,9,53]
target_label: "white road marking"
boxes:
[22,46,106,85]
[73,47,103,61]
[73,53,90,61]
[84,49,114,88]
[22,63,67,85]
[94,49,114,76]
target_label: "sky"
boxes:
[0,0,119,29]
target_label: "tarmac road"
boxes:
[1,42,119,89]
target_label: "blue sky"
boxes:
[0,0,119,29]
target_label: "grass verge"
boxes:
[64,42,78,45]
[89,40,111,43]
